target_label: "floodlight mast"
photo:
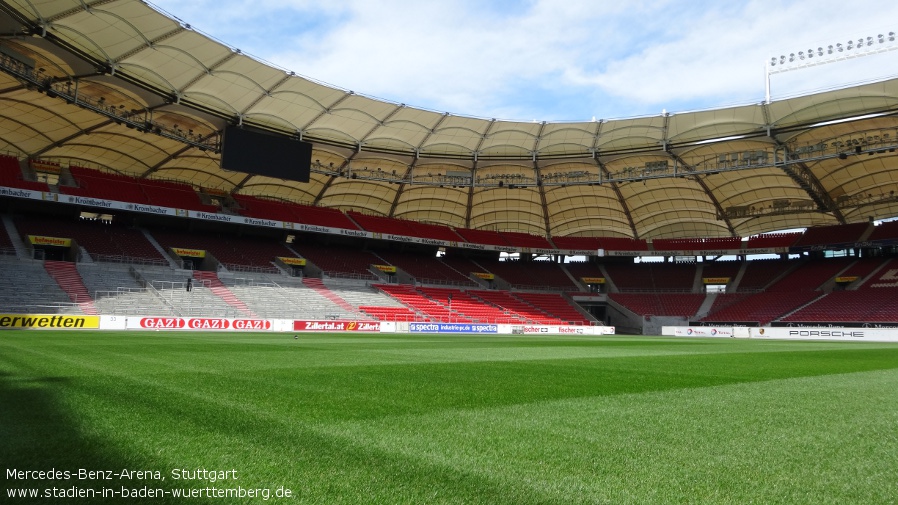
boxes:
[765,32,898,103]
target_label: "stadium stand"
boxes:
[867,220,898,242]
[501,231,554,249]
[609,293,705,318]
[564,261,605,283]
[13,214,165,263]
[603,261,696,292]
[139,178,218,213]
[64,165,149,204]
[734,259,794,291]
[78,262,174,316]
[476,259,579,290]
[232,194,298,222]
[290,242,379,279]
[652,237,742,252]
[745,232,801,250]
[860,258,898,288]
[700,260,742,284]
[0,154,50,192]
[44,260,98,315]
[293,202,361,229]
[780,288,898,323]
[347,211,417,236]
[550,236,601,252]
[301,277,359,314]
[513,292,593,324]
[700,290,820,325]
[453,227,510,247]
[149,228,294,272]
[374,250,477,286]
[792,223,869,247]
[193,271,258,317]
[403,221,465,242]
[375,284,471,323]
[0,256,82,313]
[766,257,852,292]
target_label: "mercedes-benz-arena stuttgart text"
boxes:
[6,467,294,501]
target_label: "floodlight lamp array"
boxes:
[769,32,896,72]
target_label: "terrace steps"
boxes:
[44,260,98,315]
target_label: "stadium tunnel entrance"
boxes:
[26,234,78,262]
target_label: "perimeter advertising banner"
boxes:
[171,248,206,258]
[662,326,735,338]
[293,320,381,332]
[27,235,72,247]
[125,317,274,331]
[0,314,99,329]
[513,325,615,335]
[409,322,498,334]
[750,327,898,342]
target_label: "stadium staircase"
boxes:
[141,229,181,268]
[44,260,99,315]
[192,271,258,318]
[1,214,28,258]
[301,278,357,313]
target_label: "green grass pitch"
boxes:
[2,331,897,504]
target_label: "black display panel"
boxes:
[220,125,312,183]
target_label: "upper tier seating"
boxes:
[792,223,869,247]
[501,231,554,249]
[551,236,602,251]
[745,232,801,249]
[403,221,465,242]
[140,178,218,212]
[453,227,510,247]
[232,194,298,222]
[64,165,148,204]
[0,155,50,192]
[867,220,898,242]
[652,237,742,251]
[347,211,417,236]
[294,202,360,229]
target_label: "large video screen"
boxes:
[220,125,312,183]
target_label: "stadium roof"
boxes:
[1,0,898,240]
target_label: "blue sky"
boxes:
[148,0,898,122]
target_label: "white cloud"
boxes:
[148,0,898,121]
